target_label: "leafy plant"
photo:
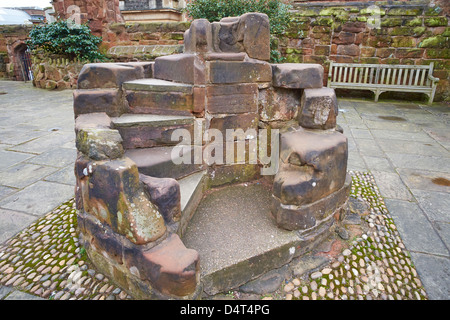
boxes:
[27,20,106,62]
[185,0,291,62]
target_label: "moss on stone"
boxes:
[424,17,448,27]
[412,27,427,37]
[360,57,381,64]
[319,7,348,17]
[392,37,416,48]
[360,7,386,16]
[381,18,403,27]
[389,27,411,36]
[405,17,423,27]
[419,36,450,48]
[170,33,184,40]
[442,27,450,37]
[387,8,422,16]
[285,53,302,63]
[294,9,318,17]
[383,58,401,64]
[424,6,443,16]
[285,47,302,54]
[313,17,334,26]
[424,46,450,65]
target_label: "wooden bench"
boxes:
[327,62,439,104]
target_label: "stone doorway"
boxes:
[13,43,33,82]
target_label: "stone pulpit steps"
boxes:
[114,78,210,239]
[73,13,351,299]
[113,77,308,296]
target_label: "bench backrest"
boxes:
[328,62,435,87]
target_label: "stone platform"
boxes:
[183,181,298,296]
[182,180,338,296]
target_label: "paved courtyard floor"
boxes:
[0,80,448,300]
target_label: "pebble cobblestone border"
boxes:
[0,171,428,300]
[0,200,130,300]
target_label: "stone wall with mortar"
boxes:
[101,21,189,59]
[31,55,85,90]
[280,1,450,101]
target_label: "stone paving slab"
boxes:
[0,81,76,246]
[0,150,34,170]
[371,171,414,201]
[0,181,75,216]
[397,168,450,193]
[384,199,448,257]
[386,153,450,173]
[25,148,77,168]
[411,189,450,223]
[0,163,59,189]
[409,252,450,300]
[7,131,75,155]
[0,209,36,244]
[377,139,449,157]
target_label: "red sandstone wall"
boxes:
[51,0,123,35]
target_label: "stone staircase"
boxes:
[117,79,208,236]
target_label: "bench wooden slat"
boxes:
[397,69,403,85]
[374,66,380,84]
[408,69,414,86]
[420,68,426,87]
[414,69,421,86]
[392,68,397,85]
[380,68,386,85]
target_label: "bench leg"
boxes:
[374,90,381,102]
[428,88,436,105]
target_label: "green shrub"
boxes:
[27,20,106,62]
[185,0,292,62]
[186,0,291,34]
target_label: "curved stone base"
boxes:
[271,174,352,231]
[77,210,201,300]
[182,180,350,296]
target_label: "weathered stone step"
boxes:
[125,146,205,180]
[182,182,325,296]
[122,79,196,116]
[112,114,196,149]
[177,170,207,238]
[123,78,194,93]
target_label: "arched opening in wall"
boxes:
[14,43,33,81]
